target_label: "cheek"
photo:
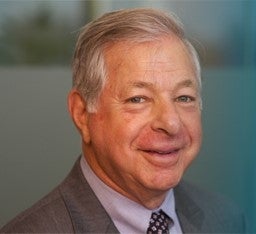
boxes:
[90,113,139,149]
[134,128,167,147]
[193,114,202,137]
[185,115,202,147]
[114,111,149,135]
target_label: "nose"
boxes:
[151,101,182,136]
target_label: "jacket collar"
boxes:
[174,181,204,233]
[59,157,119,233]
[59,157,204,233]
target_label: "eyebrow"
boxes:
[172,79,198,95]
[176,79,195,88]
[127,81,154,89]
[127,79,196,90]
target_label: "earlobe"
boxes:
[68,89,91,143]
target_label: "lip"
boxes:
[139,147,181,167]
[142,148,179,155]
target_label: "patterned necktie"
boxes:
[147,209,174,234]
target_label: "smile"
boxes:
[143,149,179,155]
[140,148,181,167]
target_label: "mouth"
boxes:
[140,145,182,158]
[138,146,181,167]
[142,149,179,156]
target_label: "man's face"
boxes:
[83,36,202,205]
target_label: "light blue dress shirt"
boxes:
[80,156,183,233]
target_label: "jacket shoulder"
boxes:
[0,188,73,233]
[175,180,246,233]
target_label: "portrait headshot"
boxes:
[0,1,255,233]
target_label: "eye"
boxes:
[176,95,195,103]
[128,96,146,103]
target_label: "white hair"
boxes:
[72,8,202,112]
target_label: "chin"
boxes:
[147,171,183,191]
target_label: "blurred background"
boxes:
[0,0,255,232]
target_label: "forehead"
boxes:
[103,36,197,88]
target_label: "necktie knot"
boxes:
[147,209,174,234]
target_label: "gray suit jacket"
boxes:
[1,157,245,233]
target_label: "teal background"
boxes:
[185,68,256,232]
[0,1,255,232]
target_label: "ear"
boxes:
[68,89,91,144]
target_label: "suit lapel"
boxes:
[59,157,119,233]
[174,181,204,233]
[57,158,205,233]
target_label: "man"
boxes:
[1,8,245,234]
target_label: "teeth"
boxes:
[155,151,166,154]
[146,150,174,154]
[158,151,172,154]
